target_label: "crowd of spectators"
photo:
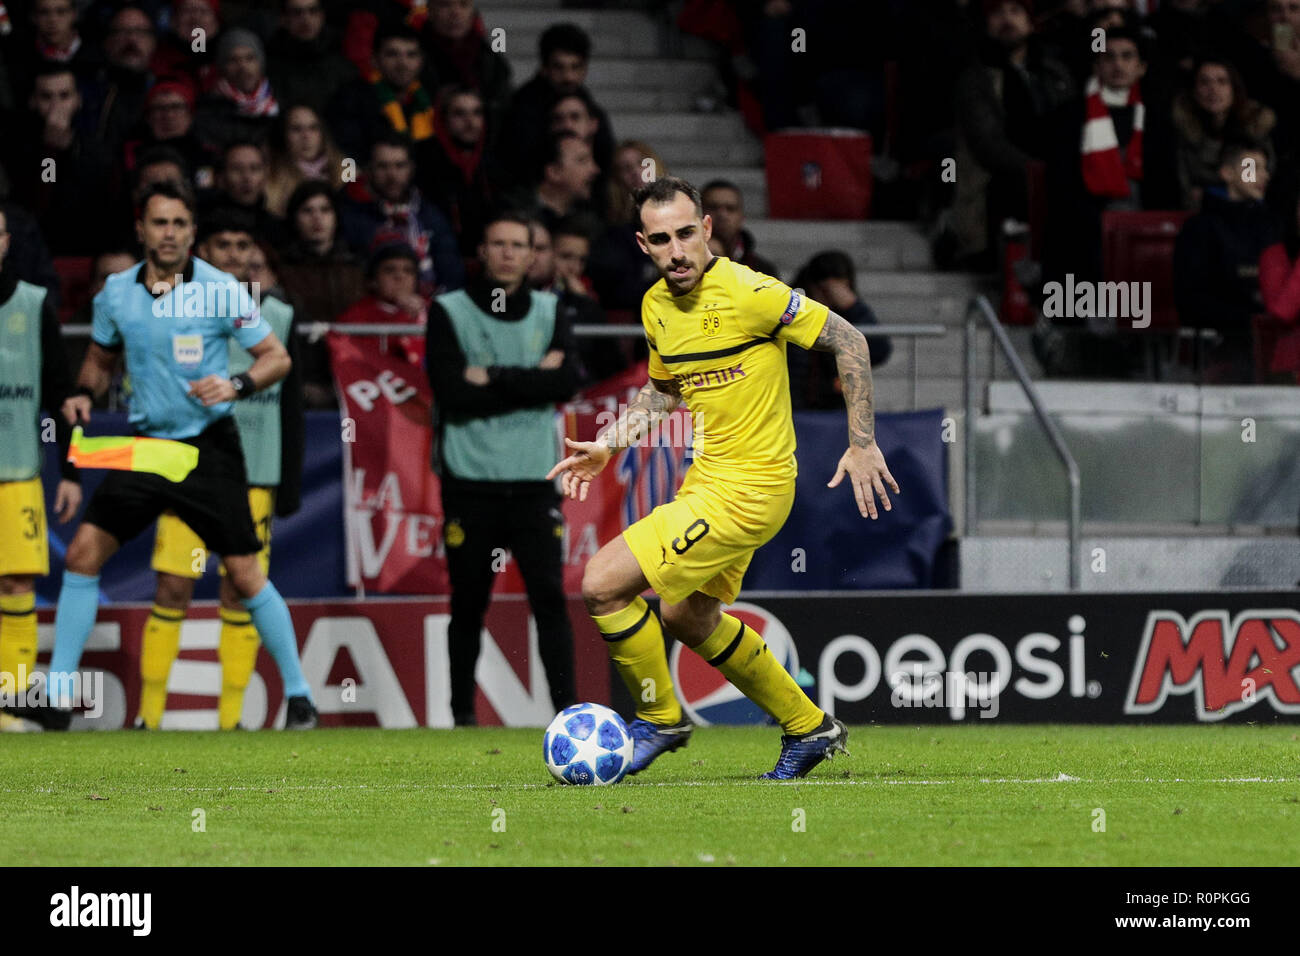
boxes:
[682,0,1300,383]
[0,2,713,408]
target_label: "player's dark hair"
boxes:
[537,130,583,182]
[482,209,536,245]
[136,179,196,220]
[373,22,422,54]
[794,250,858,297]
[633,176,703,229]
[539,23,590,63]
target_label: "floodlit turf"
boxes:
[1,725,1297,866]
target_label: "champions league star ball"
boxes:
[543,703,634,785]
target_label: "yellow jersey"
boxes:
[642,257,829,487]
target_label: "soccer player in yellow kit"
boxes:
[548,177,899,779]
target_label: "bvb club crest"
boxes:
[701,310,721,337]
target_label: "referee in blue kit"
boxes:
[24,181,317,730]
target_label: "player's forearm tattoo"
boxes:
[812,311,876,447]
[597,379,682,451]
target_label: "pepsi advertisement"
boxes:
[612,592,1300,724]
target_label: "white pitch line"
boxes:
[1,776,1294,796]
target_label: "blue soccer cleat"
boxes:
[626,717,693,775]
[761,715,849,780]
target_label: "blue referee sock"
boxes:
[242,580,312,701]
[49,571,101,708]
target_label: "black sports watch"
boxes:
[230,372,257,399]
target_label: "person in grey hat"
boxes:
[195,27,281,151]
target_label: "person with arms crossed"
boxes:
[135,208,312,730]
[425,210,581,726]
[11,180,314,730]
[0,207,83,731]
[548,177,898,779]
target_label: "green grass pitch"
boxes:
[2,724,1297,866]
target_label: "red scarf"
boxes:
[1080,76,1144,199]
[433,111,484,185]
[214,76,280,117]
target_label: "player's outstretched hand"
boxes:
[189,375,237,406]
[828,442,900,519]
[547,438,612,502]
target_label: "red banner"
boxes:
[34,597,610,729]
[329,335,691,596]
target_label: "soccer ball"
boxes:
[543,703,634,785]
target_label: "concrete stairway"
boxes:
[478,0,1003,413]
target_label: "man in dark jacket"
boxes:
[424,210,580,725]
[1174,141,1278,382]
[499,23,615,188]
[265,0,357,117]
[418,85,500,256]
[327,24,436,161]
[701,180,779,279]
[951,0,1075,269]
[341,134,465,297]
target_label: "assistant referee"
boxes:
[35,180,316,728]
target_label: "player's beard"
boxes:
[664,254,704,295]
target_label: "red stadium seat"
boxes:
[764,129,872,219]
[53,256,94,324]
[1101,210,1191,332]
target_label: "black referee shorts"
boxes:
[83,416,262,558]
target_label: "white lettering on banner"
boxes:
[298,618,417,727]
[423,614,555,726]
[406,514,437,557]
[818,626,1088,719]
[344,370,419,413]
[561,521,601,567]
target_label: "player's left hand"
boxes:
[53,480,82,523]
[828,442,899,519]
[189,375,237,406]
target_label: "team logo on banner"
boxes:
[670,603,808,725]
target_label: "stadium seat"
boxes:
[1101,210,1191,332]
[53,256,94,324]
[764,129,872,219]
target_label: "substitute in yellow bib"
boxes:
[549,177,899,780]
[0,208,82,727]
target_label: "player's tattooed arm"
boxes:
[811,311,876,447]
[598,377,682,451]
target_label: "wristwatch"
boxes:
[230,372,256,399]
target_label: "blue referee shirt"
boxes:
[92,257,271,439]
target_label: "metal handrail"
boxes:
[62,321,950,410]
[963,296,1081,589]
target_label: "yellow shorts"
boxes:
[622,467,794,606]
[0,477,49,577]
[152,486,275,579]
